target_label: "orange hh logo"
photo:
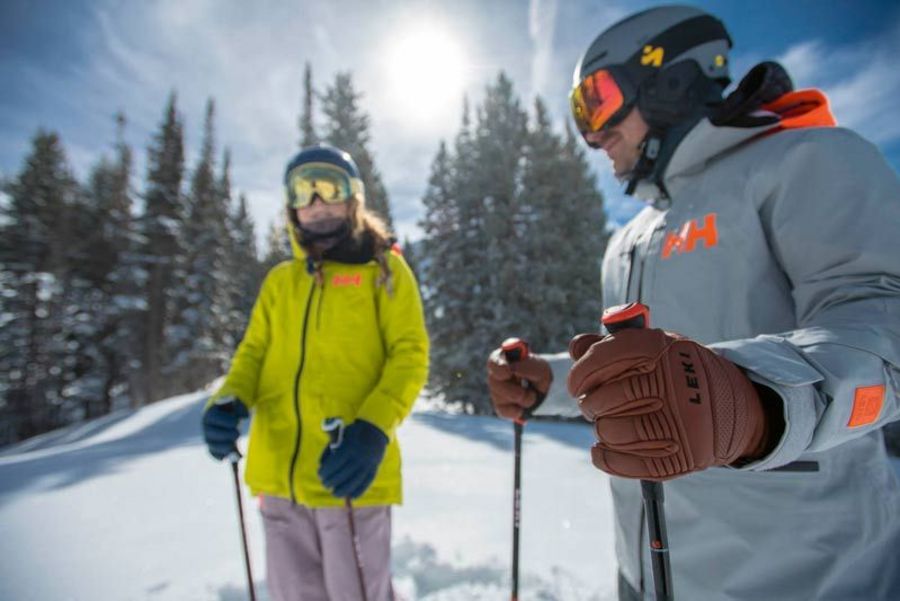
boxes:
[332,273,362,287]
[661,213,719,259]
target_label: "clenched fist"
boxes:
[486,348,552,421]
[568,328,770,480]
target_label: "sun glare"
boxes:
[383,23,467,129]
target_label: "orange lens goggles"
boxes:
[569,69,626,136]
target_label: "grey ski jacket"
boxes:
[539,91,900,600]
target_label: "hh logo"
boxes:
[661,213,719,259]
[641,45,665,67]
[332,273,362,287]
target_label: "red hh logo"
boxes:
[661,213,719,259]
[332,273,362,287]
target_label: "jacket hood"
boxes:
[634,88,837,203]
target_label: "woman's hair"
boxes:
[288,193,396,290]
[346,193,392,250]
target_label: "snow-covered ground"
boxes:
[0,390,618,601]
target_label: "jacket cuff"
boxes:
[208,388,251,411]
[529,352,583,419]
[356,392,400,439]
[709,336,821,471]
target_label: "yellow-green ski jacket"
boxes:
[211,233,428,507]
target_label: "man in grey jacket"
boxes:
[487,5,900,600]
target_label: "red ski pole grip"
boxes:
[602,302,650,333]
[501,337,530,363]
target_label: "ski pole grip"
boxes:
[501,337,530,363]
[601,302,650,333]
[501,338,541,424]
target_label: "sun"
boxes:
[382,22,467,129]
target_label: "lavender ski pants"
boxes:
[260,495,393,601]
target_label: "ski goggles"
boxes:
[285,162,364,209]
[569,69,629,143]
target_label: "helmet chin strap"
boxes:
[624,129,664,196]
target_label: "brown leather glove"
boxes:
[567,328,769,481]
[486,348,553,421]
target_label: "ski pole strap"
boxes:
[322,417,345,449]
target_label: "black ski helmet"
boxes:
[283,144,364,207]
[571,5,733,196]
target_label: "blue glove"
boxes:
[202,397,249,460]
[318,419,389,499]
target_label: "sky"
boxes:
[3,0,900,248]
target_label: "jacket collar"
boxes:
[634,89,837,204]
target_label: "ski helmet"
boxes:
[571,5,732,138]
[284,145,365,209]
[570,5,733,196]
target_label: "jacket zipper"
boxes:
[624,223,664,595]
[624,243,642,304]
[625,222,665,304]
[316,281,326,330]
[288,281,317,504]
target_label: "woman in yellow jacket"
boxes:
[202,145,429,601]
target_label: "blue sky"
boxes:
[3,0,900,245]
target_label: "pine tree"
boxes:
[261,213,293,272]
[418,76,609,414]
[418,140,469,406]
[321,72,394,229]
[0,131,80,441]
[69,113,141,419]
[138,92,186,406]
[224,188,261,350]
[401,236,421,282]
[517,99,607,350]
[299,62,318,148]
[168,98,230,390]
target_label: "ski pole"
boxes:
[322,417,369,601]
[601,302,673,601]
[500,337,533,601]
[226,451,258,601]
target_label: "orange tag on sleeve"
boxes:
[847,385,885,428]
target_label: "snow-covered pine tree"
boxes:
[138,92,186,406]
[421,80,530,414]
[224,187,261,351]
[0,131,80,441]
[321,72,394,230]
[167,99,230,391]
[419,76,609,415]
[517,99,607,350]
[299,62,318,148]
[261,213,292,273]
[400,235,421,282]
[461,74,530,413]
[418,141,464,405]
[69,113,141,419]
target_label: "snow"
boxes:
[0,391,618,601]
